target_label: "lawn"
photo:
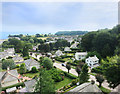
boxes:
[37,37,49,40]
[23,72,39,78]
[55,77,72,90]
[98,85,111,94]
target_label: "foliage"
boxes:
[55,31,88,35]
[31,67,38,73]
[34,68,55,93]
[2,59,16,70]
[19,63,27,74]
[2,82,25,91]
[95,74,104,87]
[79,64,89,84]
[63,71,77,79]
[43,57,53,70]
[66,64,71,73]
[48,68,64,82]
[22,46,29,57]
[91,66,103,74]
[102,55,120,88]
[75,66,81,77]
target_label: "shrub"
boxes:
[63,71,77,79]
[31,67,38,73]
[91,66,103,74]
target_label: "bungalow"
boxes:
[64,47,71,52]
[24,58,40,71]
[85,55,99,69]
[24,79,36,92]
[68,82,102,93]
[55,50,64,57]
[0,68,20,87]
[75,52,87,60]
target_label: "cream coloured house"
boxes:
[75,52,87,60]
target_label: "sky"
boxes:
[1,1,118,38]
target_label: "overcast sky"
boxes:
[2,2,118,34]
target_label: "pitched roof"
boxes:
[24,58,39,66]
[68,82,102,93]
[24,79,36,92]
[75,52,87,55]
[87,55,99,61]
[12,55,23,61]
[0,69,19,83]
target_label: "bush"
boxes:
[31,67,38,73]
[91,66,103,74]
[63,71,77,79]
[55,57,65,62]
[72,79,78,85]
[2,82,25,91]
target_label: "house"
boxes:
[55,50,64,57]
[24,79,36,92]
[12,55,24,63]
[64,47,71,52]
[68,82,102,93]
[85,55,99,69]
[0,68,20,87]
[75,52,87,60]
[24,58,40,71]
[70,41,79,48]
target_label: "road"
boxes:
[53,62,113,91]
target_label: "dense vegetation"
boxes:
[55,31,88,35]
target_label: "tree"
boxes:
[79,64,89,84]
[31,67,38,73]
[102,55,120,88]
[2,59,16,70]
[34,68,55,93]
[43,57,53,70]
[19,63,27,74]
[95,74,104,87]
[76,66,81,77]
[66,64,71,73]
[22,46,29,57]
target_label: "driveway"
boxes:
[53,62,113,91]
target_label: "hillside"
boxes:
[55,31,88,35]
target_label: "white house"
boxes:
[55,50,63,57]
[24,58,40,71]
[85,55,99,69]
[70,41,79,48]
[75,52,87,60]
[64,47,71,52]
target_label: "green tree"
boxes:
[43,57,53,70]
[19,63,26,74]
[31,67,38,73]
[66,64,71,73]
[95,74,104,87]
[75,66,81,77]
[22,46,29,57]
[102,55,120,88]
[79,64,89,84]
[2,59,16,70]
[34,68,55,93]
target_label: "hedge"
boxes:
[55,58,65,62]
[67,62,77,66]
[63,71,77,79]
[2,82,25,91]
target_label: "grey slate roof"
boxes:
[68,82,102,93]
[12,55,23,61]
[24,58,39,66]
[0,69,19,83]
[24,79,36,92]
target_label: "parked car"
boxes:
[62,63,66,67]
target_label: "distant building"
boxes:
[0,68,20,87]
[85,55,99,69]
[55,50,64,57]
[12,55,24,64]
[24,58,40,71]
[70,42,79,48]
[68,82,102,93]
[75,52,87,60]
[64,47,71,52]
